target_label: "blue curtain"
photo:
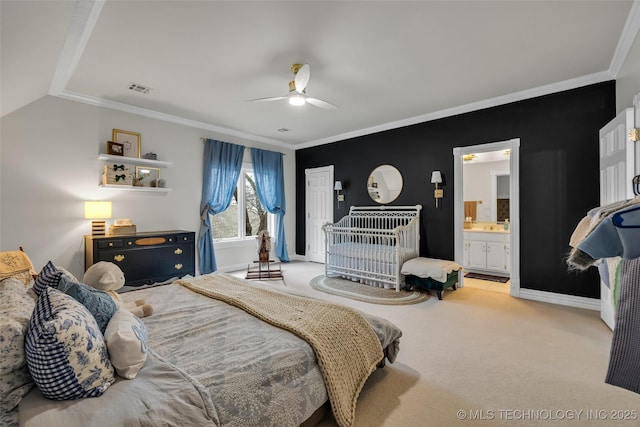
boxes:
[198,139,245,274]
[250,147,290,262]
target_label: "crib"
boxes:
[322,205,422,292]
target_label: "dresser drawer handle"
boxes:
[108,242,114,247]
[114,254,125,262]
[174,248,183,255]
[174,263,183,270]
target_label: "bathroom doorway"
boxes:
[453,139,520,296]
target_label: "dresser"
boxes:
[84,230,195,289]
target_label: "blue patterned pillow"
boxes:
[57,276,116,333]
[33,261,63,296]
[25,287,115,400]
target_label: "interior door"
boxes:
[305,166,333,263]
[598,107,635,330]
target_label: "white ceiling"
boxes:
[2,1,637,149]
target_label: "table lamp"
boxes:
[84,201,112,236]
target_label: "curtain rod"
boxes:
[200,138,286,155]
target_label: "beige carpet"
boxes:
[310,275,429,305]
[231,261,640,427]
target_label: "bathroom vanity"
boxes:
[463,229,510,275]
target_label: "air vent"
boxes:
[128,83,152,94]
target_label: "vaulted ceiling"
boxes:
[2,1,637,149]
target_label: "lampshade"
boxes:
[430,171,442,184]
[334,181,343,191]
[84,201,112,219]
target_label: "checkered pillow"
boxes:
[25,287,115,400]
[33,261,63,296]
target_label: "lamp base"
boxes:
[91,220,107,236]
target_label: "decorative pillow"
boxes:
[25,287,115,400]
[0,278,36,412]
[57,276,117,333]
[105,308,148,379]
[0,250,36,286]
[32,261,63,296]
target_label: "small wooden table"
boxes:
[245,260,283,280]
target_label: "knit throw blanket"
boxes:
[176,273,384,427]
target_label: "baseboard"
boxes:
[518,288,600,311]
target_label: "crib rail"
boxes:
[322,205,422,291]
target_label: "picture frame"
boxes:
[134,166,161,187]
[107,141,124,156]
[112,129,141,158]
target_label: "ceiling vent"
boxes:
[128,83,152,94]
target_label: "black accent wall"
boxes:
[296,81,615,299]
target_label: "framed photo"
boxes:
[107,141,124,156]
[135,166,161,187]
[112,129,141,158]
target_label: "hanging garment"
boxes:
[577,205,640,262]
[605,258,640,394]
[567,197,640,270]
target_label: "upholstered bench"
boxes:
[401,257,462,300]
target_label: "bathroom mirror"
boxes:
[367,164,403,204]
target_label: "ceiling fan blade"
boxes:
[246,96,286,103]
[294,64,310,94]
[306,97,338,110]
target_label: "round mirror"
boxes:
[367,165,403,204]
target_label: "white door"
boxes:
[598,107,635,330]
[305,166,334,263]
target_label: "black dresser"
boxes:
[84,230,195,289]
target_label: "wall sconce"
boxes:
[431,171,443,207]
[84,201,112,236]
[334,181,344,208]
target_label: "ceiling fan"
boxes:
[248,64,338,109]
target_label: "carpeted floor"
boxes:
[231,261,640,427]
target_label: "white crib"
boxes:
[322,205,422,292]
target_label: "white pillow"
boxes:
[105,308,148,379]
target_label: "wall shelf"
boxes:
[98,153,172,192]
[99,184,172,193]
[98,154,172,168]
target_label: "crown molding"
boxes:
[609,0,640,78]
[56,90,290,148]
[295,70,614,150]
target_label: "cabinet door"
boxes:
[468,241,487,269]
[486,242,506,272]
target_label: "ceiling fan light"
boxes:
[288,94,306,106]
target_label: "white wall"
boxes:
[0,95,296,279]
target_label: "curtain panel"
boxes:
[198,139,245,274]
[251,147,290,262]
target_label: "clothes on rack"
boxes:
[567,196,640,270]
[577,204,640,261]
[567,197,640,396]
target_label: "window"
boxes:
[211,164,272,241]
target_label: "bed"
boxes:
[322,205,422,291]
[2,262,402,427]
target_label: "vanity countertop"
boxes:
[464,228,510,234]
